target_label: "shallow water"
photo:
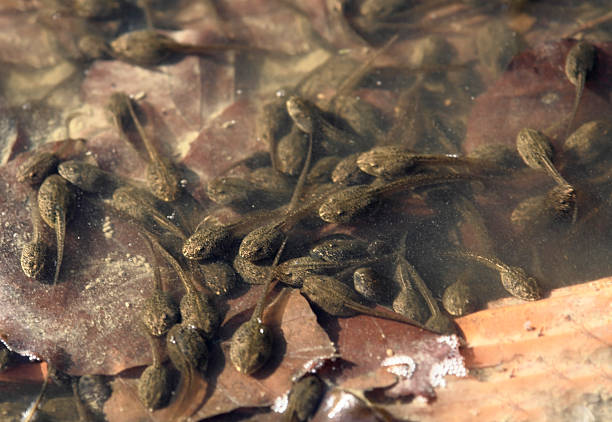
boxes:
[1,1,612,420]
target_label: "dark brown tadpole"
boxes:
[318,172,484,224]
[165,322,208,417]
[286,95,367,155]
[395,258,457,335]
[511,184,577,233]
[352,267,393,304]
[138,363,171,411]
[21,195,50,281]
[516,128,571,188]
[138,330,171,410]
[392,256,430,324]
[17,152,59,186]
[300,274,440,332]
[109,186,187,240]
[565,41,596,134]
[449,250,541,301]
[331,152,373,186]
[257,94,293,171]
[108,92,181,202]
[282,375,325,422]
[58,160,122,196]
[206,171,292,210]
[309,235,370,263]
[238,222,286,262]
[166,322,209,384]
[356,145,503,179]
[238,131,313,263]
[38,174,75,284]
[109,29,275,67]
[140,234,179,337]
[17,138,84,186]
[182,219,233,260]
[147,233,220,339]
[229,237,288,375]
[141,289,179,338]
[563,120,612,168]
[191,261,238,296]
[442,280,478,317]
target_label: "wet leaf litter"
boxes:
[1,1,612,421]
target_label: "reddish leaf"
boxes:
[464,40,612,154]
[0,147,161,375]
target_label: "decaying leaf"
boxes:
[465,40,612,154]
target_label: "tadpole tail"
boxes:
[566,74,585,137]
[151,212,188,240]
[53,213,65,285]
[22,368,50,422]
[540,156,571,187]
[347,300,430,332]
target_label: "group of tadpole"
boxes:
[9,5,608,418]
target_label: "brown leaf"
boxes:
[464,40,612,154]
[0,148,159,375]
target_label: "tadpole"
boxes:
[564,41,596,134]
[138,330,171,410]
[301,274,440,331]
[392,256,430,324]
[238,131,313,262]
[282,375,325,422]
[356,145,503,179]
[21,194,50,280]
[58,160,122,196]
[229,237,287,375]
[108,92,181,202]
[140,234,179,337]
[516,128,571,188]
[110,29,275,67]
[395,258,457,334]
[318,172,485,224]
[17,138,84,186]
[148,234,220,339]
[286,96,367,155]
[442,280,478,317]
[37,174,75,284]
[449,250,541,301]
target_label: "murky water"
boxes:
[1,1,612,421]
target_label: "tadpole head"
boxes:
[110,30,175,66]
[17,152,59,185]
[141,291,179,337]
[138,364,171,411]
[146,161,180,202]
[20,241,48,280]
[229,319,273,375]
[286,96,315,134]
[516,128,553,171]
[425,314,457,335]
[182,225,231,260]
[500,267,541,301]
[238,224,284,262]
